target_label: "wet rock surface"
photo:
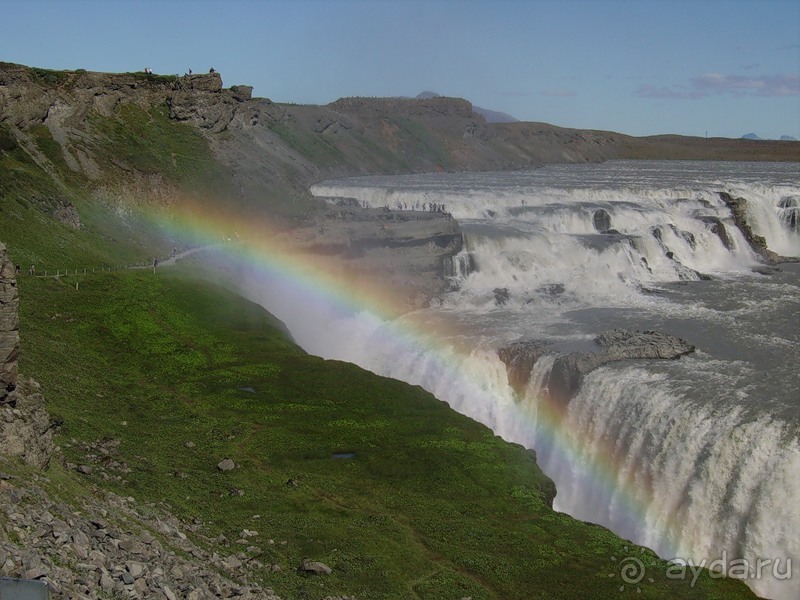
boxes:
[719,191,799,264]
[286,204,463,309]
[499,328,695,405]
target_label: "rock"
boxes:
[51,198,82,229]
[497,339,549,395]
[175,72,223,93]
[127,561,146,578]
[230,85,253,102]
[548,329,694,406]
[493,287,509,306]
[298,558,332,575]
[0,243,20,403]
[120,571,135,585]
[217,458,235,472]
[593,209,612,232]
[718,192,798,264]
[696,215,733,250]
[99,571,114,592]
[163,585,178,600]
[0,378,57,468]
[499,329,695,408]
[77,465,93,475]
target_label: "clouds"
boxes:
[637,73,800,99]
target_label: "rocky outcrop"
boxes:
[0,378,57,469]
[0,243,19,402]
[0,474,282,600]
[548,329,695,405]
[174,73,222,93]
[286,205,464,309]
[0,245,56,468]
[51,198,82,229]
[499,329,695,406]
[719,191,799,264]
[230,85,253,102]
[497,339,549,393]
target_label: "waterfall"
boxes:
[296,161,800,599]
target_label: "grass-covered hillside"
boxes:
[12,266,756,599]
[0,62,766,598]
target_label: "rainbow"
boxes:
[150,199,685,561]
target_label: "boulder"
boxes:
[298,559,332,575]
[592,209,612,232]
[229,85,253,102]
[217,458,235,472]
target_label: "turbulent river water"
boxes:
[260,160,799,599]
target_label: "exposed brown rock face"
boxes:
[0,243,19,403]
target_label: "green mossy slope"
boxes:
[16,268,756,599]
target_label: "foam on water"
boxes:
[296,161,800,599]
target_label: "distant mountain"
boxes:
[415,91,519,124]
[741,133,797,141]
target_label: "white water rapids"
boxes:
[248,160,800,599]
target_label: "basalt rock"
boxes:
[696,216,733,250]
[0,243,19,403]
[0,378,57,469]
[718,191,799,264]
[51,198,82,229]
[498,339,549,394]
[499,329,695,408]
[0,475,283,599]
[592,209,612,233]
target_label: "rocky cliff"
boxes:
[3,61,796,219]
[0,243,19,403]
[0,244,56,469]
[499,329,696,408]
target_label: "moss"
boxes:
[14,268,757,599]
[29,66,69,86]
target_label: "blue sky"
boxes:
[2,0,798,139]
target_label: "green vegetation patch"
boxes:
[89,103,233,196]
[16,267,756,599]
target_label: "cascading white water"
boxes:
[244,160,800,599]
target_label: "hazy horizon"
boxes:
[1,0,798,140]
